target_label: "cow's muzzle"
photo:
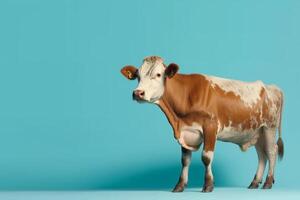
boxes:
[132,90,145,101]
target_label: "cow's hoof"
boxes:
[202,185,214,193]
[262,175,274,189]
[262,183,272,189]
[248,181,259,189]
[172,184,185,192]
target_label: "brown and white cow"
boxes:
[120,56,284,192]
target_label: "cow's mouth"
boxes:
[132,95,147,103]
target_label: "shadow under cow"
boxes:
[99,160,234,190]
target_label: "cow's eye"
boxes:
[156,73,161,78]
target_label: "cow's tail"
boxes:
[277,91,284,161]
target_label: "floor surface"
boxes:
[0,188,299,200]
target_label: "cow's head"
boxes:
[121,56,179,103]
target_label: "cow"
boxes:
[120,56,284,192]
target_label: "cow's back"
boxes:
[200,75,283,150]
[203,75,281,128]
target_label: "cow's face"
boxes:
[121,56,178,103]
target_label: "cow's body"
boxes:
[121,56,284,192]
[158,73,283,152]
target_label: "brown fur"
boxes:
[201,155,211,166]
[121,65,138,80]
[277,138,284,160]
[158,73,282,149]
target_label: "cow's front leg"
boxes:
[172,147,192,192]
[201,122,217,193]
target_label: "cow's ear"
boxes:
[165,63,179,78]
[121,65,138,80]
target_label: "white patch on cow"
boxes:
[217,121,260,151]
[256,155,266,182]
[182,168,188,184]
[265,85,282,126]
[178,123,203,151]
[181,152,192,184]
[265,85,281,103]
[205,75,264,107]
[217,120,222,133]
[154,100,160,105]
[263,127,277,176]
[202,150,214,178]
[136,60,166,102]
[255,142,267,182]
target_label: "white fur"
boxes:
[265,85,282,126]
[217,120,222,133]
[255,143,267,182]
[178,123,203,151]
[136,61,165,102]
[265,85,281,103]
[205,75,264,107]
[182,165,189,184]
[263,128,277,176]
[217,121,260,151]
[181,152,192,184]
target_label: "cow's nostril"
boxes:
[133,90,144,100]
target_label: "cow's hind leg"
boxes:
[248,130,267,189]
[262,127,277,189]
[172,147,192,192]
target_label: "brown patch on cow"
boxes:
[158,97,181,139]
[159,74,215,122]
[203,120,217,151]
[210,84,263,131]
[121,65,138,80]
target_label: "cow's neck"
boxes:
[158,95,181,139]
[157,75,186,139]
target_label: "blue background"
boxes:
[0,0,299,190]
